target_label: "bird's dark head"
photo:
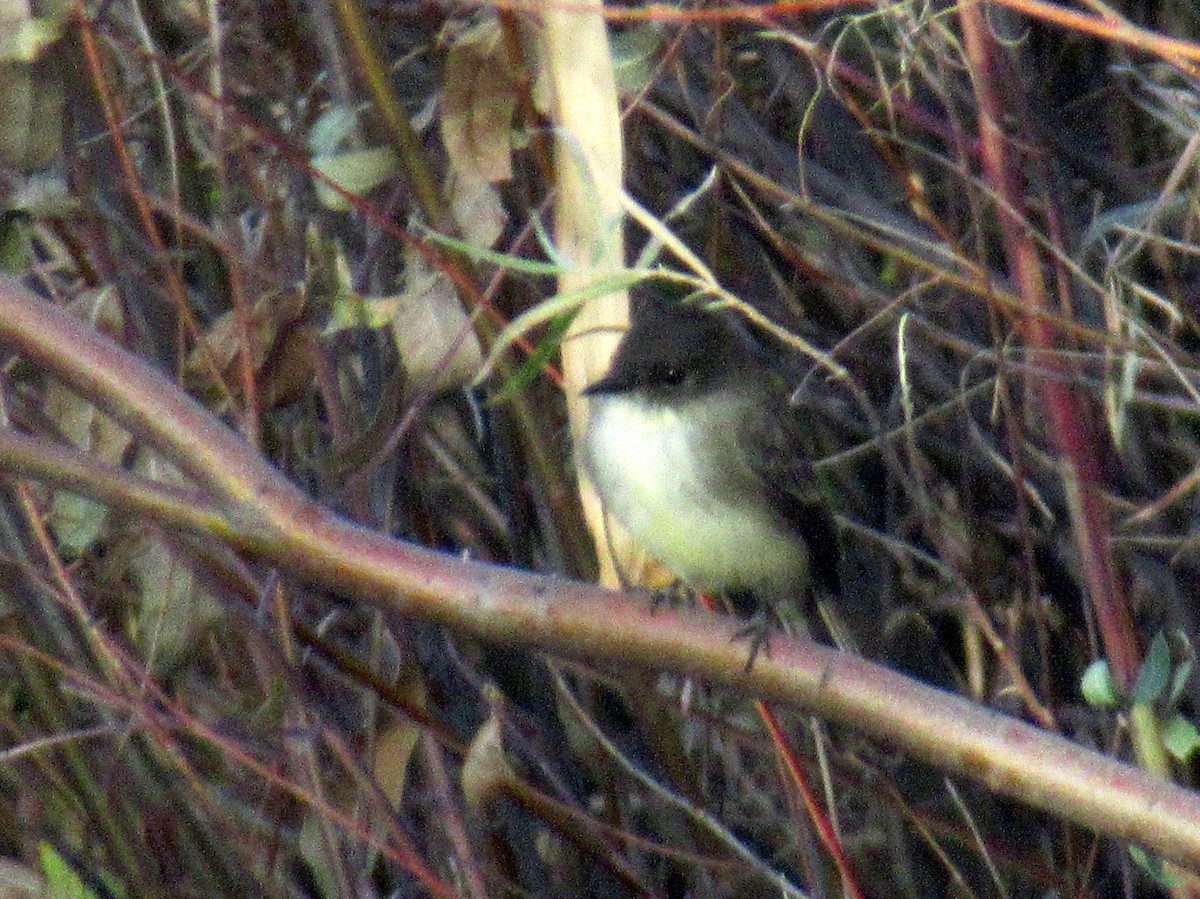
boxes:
[583,293,757,404]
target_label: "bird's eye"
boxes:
[653,364,688,387]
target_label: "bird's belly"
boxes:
[585,398,808,594]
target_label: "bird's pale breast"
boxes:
[584,393,810,594]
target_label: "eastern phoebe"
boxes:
[582,292,838,609]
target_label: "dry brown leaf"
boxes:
[440,18,518,185]
[461,716,511,811]
[389,243,483,396]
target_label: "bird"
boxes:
[581,291,839,628]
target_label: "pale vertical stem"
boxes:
[538,1,640,588]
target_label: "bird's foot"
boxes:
[733,604,785,671]
[650,580,696,613]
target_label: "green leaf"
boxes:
[0,18,63,63]
[39,844,99,899]
[1169,659,1194,706]
[325,293,400,334]
[490,308,577,404]
[1132,632,1171,706]
[0,210,33,274]
[47,492,108,555]
[1129,846,1183,889]
[307,104,358,156]
[312,147,400,210]
[1162,714,1200,762]
[473,272,647,387]
[1168,634,1194,705]
[1080,659,1120,708]
[417,225,567,275]
[611,24,663,95]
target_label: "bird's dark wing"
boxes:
[741,399,842,595]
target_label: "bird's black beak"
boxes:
[582,370,631,396]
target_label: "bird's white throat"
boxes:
[584,392,809,594]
